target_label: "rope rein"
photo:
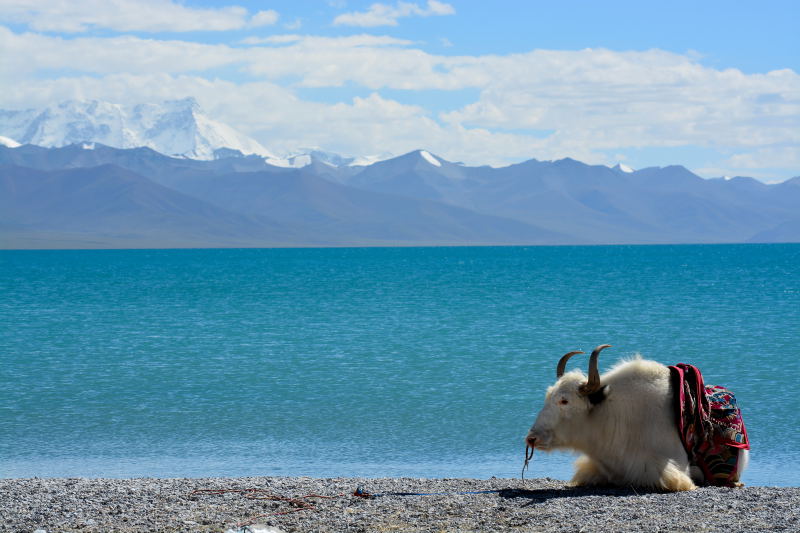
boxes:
[522,445,534,480]
[191,451,531,526]
[352,487,500,499]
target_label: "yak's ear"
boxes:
[587,385,608,406]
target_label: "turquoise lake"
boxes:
[1,244,799,486]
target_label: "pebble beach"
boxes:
[1,476,798,532]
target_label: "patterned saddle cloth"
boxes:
[669,363,750,487]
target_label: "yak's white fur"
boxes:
[526,356,699,491]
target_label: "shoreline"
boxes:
[1,476,797,532]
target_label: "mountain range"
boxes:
[1,99,798,249]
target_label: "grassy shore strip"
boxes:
[1,476,797,532]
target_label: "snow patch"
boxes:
[291,154,312,167]
[420,150,442,167]
[306,149,356,167]
[267,154,312,168]
[349,153,394,167]
[0,135,20,148]
[81,142,95,150]
[618,163,634,173]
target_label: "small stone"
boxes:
[225,526,287,533]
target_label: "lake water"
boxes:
[1,244,798,486]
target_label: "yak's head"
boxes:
[525,344,611,451]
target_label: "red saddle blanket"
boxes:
[669,363,749,487]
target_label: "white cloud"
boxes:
[236,34,465,89]
[726,147,800,171]
[0,0,272,33]
[241,35,304,46]
[240,33,413,48]
[438,50,800,152]
[249,10,279,28]
[427,0,456,15]
[283,17,303,30]
[333,0,455,27]
[696,147,800,180]
[0,28,239,76]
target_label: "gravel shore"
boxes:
[1,476,797,532]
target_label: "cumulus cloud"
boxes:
[0,0,272,33]
[248,10,280,28]
[0,28,239,76]
[438,50,800,153]
[333,0,455,27]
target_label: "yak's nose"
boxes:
[525,435,537,448]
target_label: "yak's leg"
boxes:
[574,454,695,491]
[570,455,611,487]
[628,455,696,491]
[658,460,696,492]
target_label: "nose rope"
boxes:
[522,444,534,480]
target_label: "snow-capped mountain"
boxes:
[613,163,635,173]
[0,98,277,161]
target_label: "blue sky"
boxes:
[1,0,798,180]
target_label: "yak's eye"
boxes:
[559,398,569,405]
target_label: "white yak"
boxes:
[525,344,748,491]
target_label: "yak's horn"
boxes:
[580,344,611,395]
[556,351,585,379]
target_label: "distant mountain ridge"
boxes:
[0,163,295,249]
[1,142,798,249]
